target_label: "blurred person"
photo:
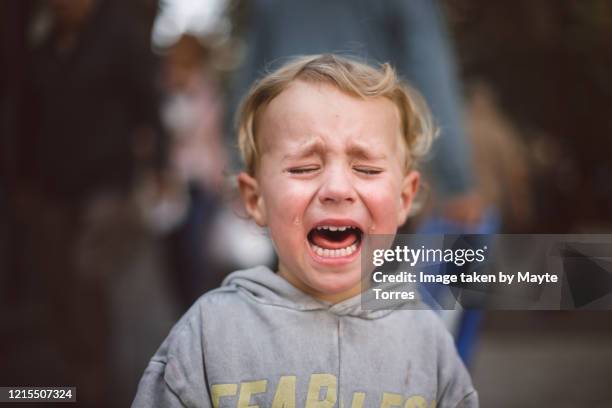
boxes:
[427,81,533,364]
[160,34,230,308]
[157,32,276,293]
[13,0,171,405]
[464,81,532,232]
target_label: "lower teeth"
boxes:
[310,242,358,258]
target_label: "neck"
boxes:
[277,266,363,304]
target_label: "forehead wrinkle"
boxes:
[346,139,388,160]
[282,137,326,160]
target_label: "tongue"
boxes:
[310,230,358,250]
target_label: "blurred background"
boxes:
[1,0,611,406]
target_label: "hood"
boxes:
[222,266,419,319]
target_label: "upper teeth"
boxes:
[316,225,356,231]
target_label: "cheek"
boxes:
[266,182,310,218]
[262,179,314,241]
[358,178,403,232]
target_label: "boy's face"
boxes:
[239,81,419,303]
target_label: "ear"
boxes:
[397,170,420,225]
[237,172,267,227]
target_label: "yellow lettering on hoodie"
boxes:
[350,392,366,407]
[305,374,337,407]
[272,376,297,408]
[238,380,267,408]
[380,392,403,408]
[211,383,237,408]
[404,395,427,408]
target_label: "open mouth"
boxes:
[307,225,363,258]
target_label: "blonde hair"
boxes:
[237,54,436,175]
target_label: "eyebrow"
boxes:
[281,137,389,161]
[346,140,388,161]
[282,139,326,161]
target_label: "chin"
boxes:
[308,268,363,298]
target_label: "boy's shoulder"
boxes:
[186,266,273,309]
[165,269,259,334]
[162,266,298,339]
[191,266,284,310]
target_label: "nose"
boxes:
[318,164,357,205]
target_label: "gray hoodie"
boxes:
[133,266,478,407]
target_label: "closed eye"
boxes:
[354,167,383,175]
[286,166,320,174]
